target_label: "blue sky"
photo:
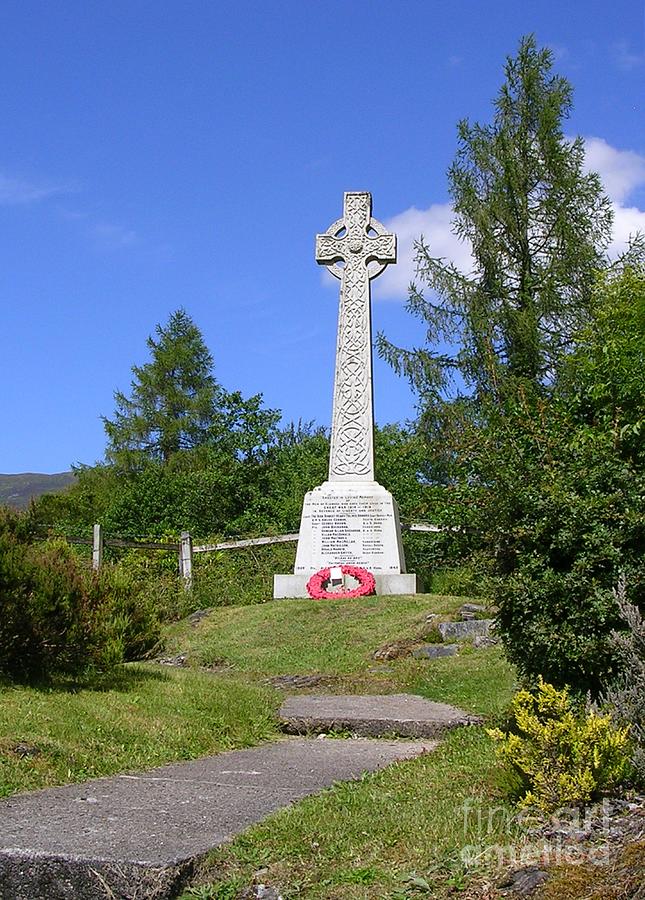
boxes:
[1,0,644,474]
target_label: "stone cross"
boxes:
[316,192,396,482]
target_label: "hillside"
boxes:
[0,472,76,509]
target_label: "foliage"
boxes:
[427,563,491,597]
[558,258,645,466]
[603,576,645,782]
[241,420,330,534]
[378,35,612,402]
[103,308,280,468]
[189,542,297,609]
[373,40,632,696]
[31,421,436,565]
[488,678,631,812]
[0,508,160,682]
[489,264,645,694]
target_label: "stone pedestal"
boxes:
[273,481,416,598]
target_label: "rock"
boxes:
[279,693,481,738]
[439,619,494,641]
[473,635,498,649]
[240,885,283,900]
[257,886,283,899]
[11,742,41,759]
[156,654,188,668]
[186,608,212,627]
[268,674,331,690]
[372,638,419,660]
[459,602,487,621]
[412,644,459,659]
[498,866,549,895]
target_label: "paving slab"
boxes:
[279,693,481,738]
[438,619,494,641]
[412,643,460,659]
[0,737,435,900]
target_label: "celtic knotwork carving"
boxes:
[316,192,396,481]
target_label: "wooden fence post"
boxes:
[180,531,193,590]
[92,523,104,571]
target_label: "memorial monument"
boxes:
[274,192,416,597]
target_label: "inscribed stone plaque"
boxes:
[293,483,407,576]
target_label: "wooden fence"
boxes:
[58,522,445,590]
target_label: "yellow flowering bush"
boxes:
[488,677,631,812]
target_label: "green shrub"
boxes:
[103,549,190,623]
[488,677,631,812]
[0,509,160,682]
[428,561,491,597]
[489,413,644,694]
[93,561,164,660]
[603,576,645,782]
[398,266,645,696]
[191,542,297,608]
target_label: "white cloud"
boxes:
[610,203,645,256]
[612,41,645,71]
[0,173,71,205]
[583,137,645,203]
[374,204,473,301]
[323,138,645,302]
[93,222,137,250]
[583,137,645,256]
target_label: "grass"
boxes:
[161,593,521,898]
[1,591,522,898]
[182,727,526,900]
[164,594,466,675]
[164,593,516,718]
[0,665,278,797]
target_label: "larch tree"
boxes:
[103,308,229,466]
[378,35,613,406]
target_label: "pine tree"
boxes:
[379,35,613,403]
[103,308,226,465]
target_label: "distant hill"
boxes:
[0,472,77,509]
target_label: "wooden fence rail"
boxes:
[44,522,448,591]
[193,533,300,554]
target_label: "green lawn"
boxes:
[165,593,516,718]
[165,594,466,675]
[163,594,521,899]
[0,666,278,797]
[1,592,522,898]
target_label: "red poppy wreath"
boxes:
[306,565,376,599]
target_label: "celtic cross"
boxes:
[316,192,396,481]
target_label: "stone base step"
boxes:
[279,693,481,738]
[273,573,417,598]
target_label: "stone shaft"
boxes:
[316,192,396,482]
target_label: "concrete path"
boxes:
[0,737,435,900]
[279,693,481,738]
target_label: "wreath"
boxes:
[306,565,376,599]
